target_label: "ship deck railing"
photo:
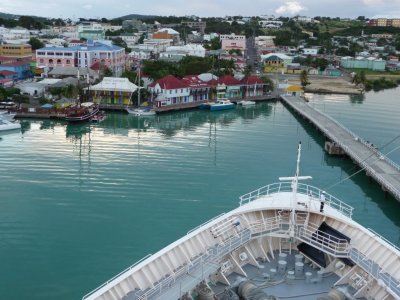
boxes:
[350,248,400,298]
[136,229,252,300]
[239,182,354,218]
[82,254,152,300]
[296,223,350,257]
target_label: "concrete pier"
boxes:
[280,94,400,201]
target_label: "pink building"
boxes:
[36,41,125,76]
[220,34,246,52]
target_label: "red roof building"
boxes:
[149,75,212,108]
[148,75,188,90]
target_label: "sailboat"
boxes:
[126,65,156,116]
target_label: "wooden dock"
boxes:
[280,95,400,201]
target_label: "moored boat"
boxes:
[0,118,21,132]
[82,143,400,300]
[209,99,235,111]
[126,107,156,116]
[238,100,256,106]
[0,110,16,121]
[65,102,99,122]
[91,111,107,123]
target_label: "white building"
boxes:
[301,48,319,55]
[164,44,206,57]
[203,33,219,42]
[142,39,173,53]
[1,27,30,43]
[78,22,103,33]
[258,20,283,28]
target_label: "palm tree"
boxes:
[300,70,310,88]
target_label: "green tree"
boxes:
[28,37,44,50]
[300,70,310,88]
[315,58,329,71]
[138,34,145,44]
[243,65,252,77]
[18,16,36,29]
[103,67,113,77]
[261,76,274,91]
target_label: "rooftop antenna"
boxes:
[279,142,312,237]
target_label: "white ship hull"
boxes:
[83,181,400,300]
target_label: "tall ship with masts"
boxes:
[82,143,400,300]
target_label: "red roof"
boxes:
[0,70,16,76]
[90,61,101,70]
[148,75,188,89]
[181,75,210,88]
[217,75,240,86]
[70,39,83,43]
[0,78,13,84]
[240,75,264,85]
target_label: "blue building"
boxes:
[0,61,31,80]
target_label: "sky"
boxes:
[1,0,400,20]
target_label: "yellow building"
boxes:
[262,53,293,74]
[286,85,304,97]
[0,44,32,59]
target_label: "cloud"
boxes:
[83,4,93,10]
[275,1,306,15]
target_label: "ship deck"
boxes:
[125,251,366,300]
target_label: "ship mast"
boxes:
[279,142,312,237]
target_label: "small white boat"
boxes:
[0,118,21,131]
[0,110,16,121]
[238,100,256,106]
[209,99,235,111]
[126,107,156,116]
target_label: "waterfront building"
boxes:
[182,75,212,102]
[286,85,304,96]
[36,40,125,76]
[148,75,190,108]
[340,56,386,71]
[211,75,241,99]
[87,77,138,106]
[240,75,266,97]
[0,44,32,60]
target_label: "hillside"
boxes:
[114,14,157,21]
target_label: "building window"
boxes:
[66,59,70,65]
[57,59,62,65]
[40,59,44,63]
[49,59,54,64]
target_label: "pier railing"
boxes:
[239,182,354,218]
[281,95,400,201]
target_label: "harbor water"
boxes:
[0,88,399,300]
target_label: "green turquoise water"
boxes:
[0,89,399,300]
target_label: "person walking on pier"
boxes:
[320,191,326,212]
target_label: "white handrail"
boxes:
[239,182,354,218]
[82,254,152,300]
